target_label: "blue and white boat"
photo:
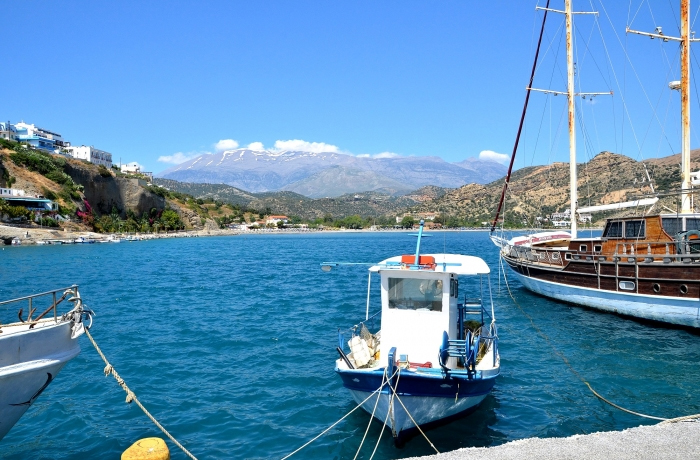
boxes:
[326,221,500,443]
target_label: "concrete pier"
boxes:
[408,421,700,460]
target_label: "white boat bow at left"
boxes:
[323,220,500,444]
[0,285,93,441]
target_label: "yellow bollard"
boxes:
[121,437,170,460]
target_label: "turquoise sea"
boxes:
[1,231,700,459]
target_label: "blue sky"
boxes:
[1,1,693,174]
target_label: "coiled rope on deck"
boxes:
[84,329,199,460]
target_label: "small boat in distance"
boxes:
[0,286,93,441]
[325,220,500,444]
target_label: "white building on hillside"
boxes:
[14,122,69,152]
[62,145,113,168]
[266,215,288,226]
[120,162,141,174]
[0,122,17,141]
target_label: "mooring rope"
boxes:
[386,373,440,455]
[281,371,398,460]
[354,367,391,460]
[498,257,672,422]
[84,329,199,460]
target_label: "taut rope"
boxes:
[84,329,199,460]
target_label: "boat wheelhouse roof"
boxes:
[370,253,490,275]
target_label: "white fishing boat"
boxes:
[326,220,500,443]
[0,286,92,441]
[491,0,700,329]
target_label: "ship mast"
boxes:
[566,0,577,236]
[531,1,605,237]
[628,0,697,213]
[681,0,692,213]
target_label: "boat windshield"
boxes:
[387,277,443,311]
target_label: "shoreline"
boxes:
[0,224,605,246]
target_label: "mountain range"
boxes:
[156,149,507,198]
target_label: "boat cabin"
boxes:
[566,213,700,258]
[370,254,491,367]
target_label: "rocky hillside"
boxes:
[414,151,700,225]
[154,177,425,220]
[0,140,220,232]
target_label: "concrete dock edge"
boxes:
[408,421,700,460]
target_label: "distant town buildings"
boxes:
[266,215,288,226]
[549,208,592,226]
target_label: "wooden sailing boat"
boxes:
[493,0,700,329]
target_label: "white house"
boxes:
[62,145,113,168]
[120,162,141,174]
[14,122,69,152]
[266,215,288,226]
[0,122,17,141]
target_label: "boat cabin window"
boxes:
[594,245,602,253]
[618,281,635,291]
[624,220,645,239]
[388,278,443,311]
[579,244,587,253]
[450,278,459,298]
[603,221,623,238]
[662,218,683,236]
[686,218,700,232]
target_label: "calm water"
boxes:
[1,231,699,459]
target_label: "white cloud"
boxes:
[157,152,207,165]
[373,151,400,159]
[215,139,239,151]
[479,150,509,165]
[247,142,265,151]
[356,151,401,159]
[273,139,340,153]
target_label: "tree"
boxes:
[400,216,415,228]
[161,209,182,231]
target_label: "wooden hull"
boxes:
[503,254,700,328]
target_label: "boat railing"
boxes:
[507,245,566,266]
[0,285,79,328]
[606,241,700,263]
[337,310,380,351]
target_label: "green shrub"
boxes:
[98,165,112,178]
[41,187,58,200]
[38,216,59,227]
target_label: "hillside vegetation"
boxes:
[413,151,700,226]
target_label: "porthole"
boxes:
[619,281,635,291]
[580,244,588,252]
[594,245,602,253]
[680,285,689,295]
[652,283,661,294]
